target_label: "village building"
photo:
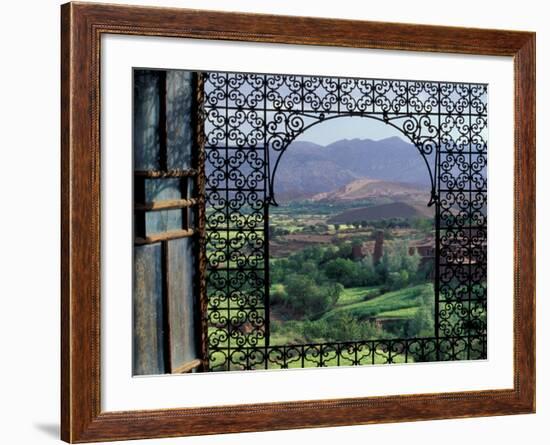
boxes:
[351,230,385,263]
[409,236,435,268]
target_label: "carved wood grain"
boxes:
[61,2,535,442]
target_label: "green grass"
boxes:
[209,346,410,371]
[272,224,303,233]
[269,330,306,346]
[322,283,432,321]
[336,286,381,306]
[377,307,419,319]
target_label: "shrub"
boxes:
[284,274,332,318]
[270,283,288,305]
[387,271,408,290]
[305,312,386,342]
[324,258,361,287]
[327,282,344,306]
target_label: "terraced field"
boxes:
[322,283,432,322]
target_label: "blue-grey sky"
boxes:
[294,116,409,146]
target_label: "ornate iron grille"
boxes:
[202,71,487,371]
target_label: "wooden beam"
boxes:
[158,70,168,171]
[172,359,202,374]
[135,198,198,211]
[135,229,195,245]
[133,176,147,238]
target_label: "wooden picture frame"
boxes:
[61,2,535,442]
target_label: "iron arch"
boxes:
[267,113,438,207]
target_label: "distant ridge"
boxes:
[273,137,431,201]
[327,202,433,224]
[311,178,429,202]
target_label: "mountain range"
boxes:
[311,178,428,203]
[327,202,434,224]
[273,137,432,202]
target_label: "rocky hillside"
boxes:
[327,202,434,224]
[273,137,431,201]
[311,177,429,202]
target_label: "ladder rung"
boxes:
[135,229,195,245]
[135,198,198,211]
[172,359,202,374]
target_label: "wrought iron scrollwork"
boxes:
[202,71,487,371]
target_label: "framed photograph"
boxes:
[61,2,535,442]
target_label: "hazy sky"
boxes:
[294,116,409,146]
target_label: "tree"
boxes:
[409,305,434,337]
[402,246,421,281]
[387,270,408,290]
[377,241,420,287]
[378,250,400,280]
[327,282,344,306]
[359,254,378,285]
[408,284,435,337]
[284,274,331,318]
[324,258,360,287]
[317,312,386,342]
[317,223,329,233]
[412,217,434,234]
[270,258,289,284]
[321,245,340,262]
[270,283,288,305]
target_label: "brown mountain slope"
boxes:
[312,178,429,202]
[327,202,433,224]
[271,138,432,201]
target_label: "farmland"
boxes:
[268,194,437,347]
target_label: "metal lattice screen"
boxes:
[202,71,487,371]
